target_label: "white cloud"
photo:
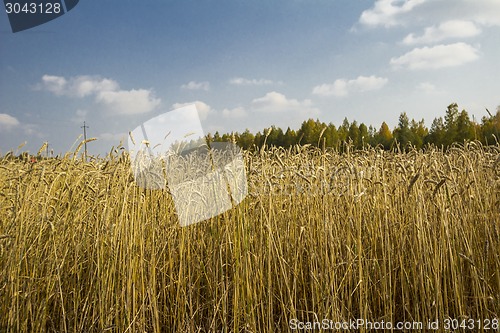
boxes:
[403,20,481,45]
[463,0,500,26]
[390,43,480,70]
[353,76,389,91]
[172,101,212,120]
[171,94,320,135]
[251,91,319,115]
[359,0,427,28]
[72,76,119,97]
[38,75,118,97]
[229,78,276,86]
[37,75,160,115]
[181,81,210,91]
[359,0,500,29]
[312,81,348,97]
[312,75,388,97]
[39,75,67,95]
[222,107,247,118]
[0,113,20,130]
[96,89,160,115]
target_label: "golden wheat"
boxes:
[0,142,498,332]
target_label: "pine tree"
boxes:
[348,121,360,148]
[410,119,427,149]
[238,129,255,150]
[393,112,412,149]
[359,123,368,149]
[283,127,297,148]
[456,110,474,143]
[427,117,446,147]
[444,103,459,146]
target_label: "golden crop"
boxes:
[0,142,499,332]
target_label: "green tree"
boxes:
[359,123,368,149]
[348,121,360,148]
[297,119,314,145]
[444,103,459,146]
[238,129,255,149]
[212,131,222,142]
[253,131,263,147]
[297,119,325,146]
[480,107,500,145]
[283,127,297,148]
[266,126,284,146]
[410,119,427,149]
[426,117,446,147]
[393,112,412,148]
[456,110,475,143]
[366,125,377,147]
[324,123,338,148]
[338,118,350,144]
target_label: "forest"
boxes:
[210,103,500,150]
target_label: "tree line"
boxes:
[208,103,500,150]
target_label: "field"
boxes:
[0,142,499,332]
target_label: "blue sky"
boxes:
[1,0,499,156]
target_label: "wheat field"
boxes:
[0,142,499,332]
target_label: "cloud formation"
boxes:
[229,78,276,86]
[172,101,212,120]
[172,92,318,128]
[0,114,41,137]
[97,89,161,115]
[181,81,210,91]
[0,113,20,130]
[459,0,500,26]
[37,75,160,115]
[403,20,481,45]
[360,0,500,29]
[390,43,480,70]
[312,76,388,97]
[359,0,427,28]
[39,75,67,95]
[251,91,319,115]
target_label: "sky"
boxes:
[1,0,499,156]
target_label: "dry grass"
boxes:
[0,142,499,332]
